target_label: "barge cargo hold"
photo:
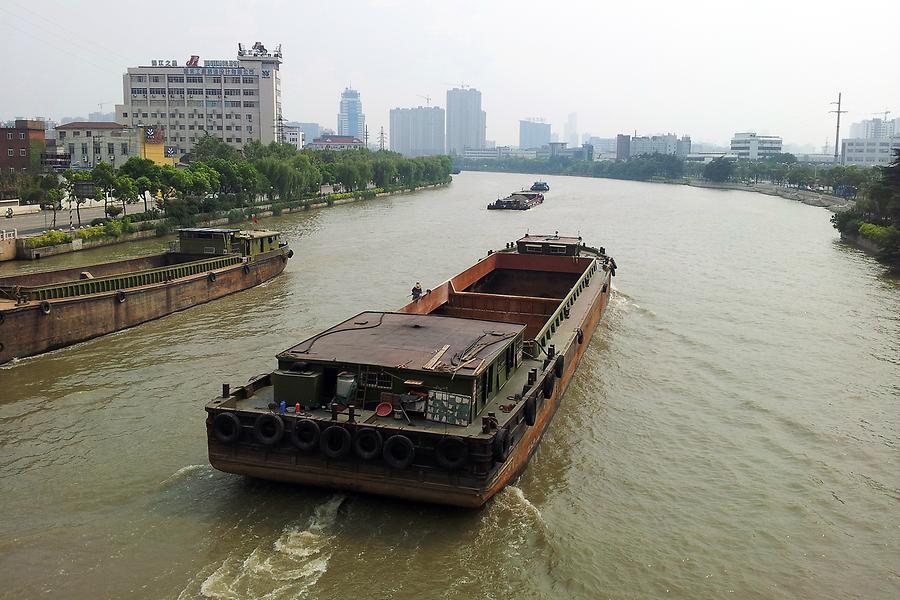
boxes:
[0,228,292,364]
[205,234,616,508]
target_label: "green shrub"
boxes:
[24,229,72,248]
[139,222,156,231]
[227,209,244,224]
[90,217,108,227]
[155,222,172,236]
[103,220,123,238]
[858,223,900,247]
[74,225,106,242]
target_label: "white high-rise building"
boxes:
[848,117,899,140]
[337,88,365,140]
[115,42,283,160]
[519,120,551,150]
[564,113,578,147]
[446,88,486,155]
[389,106,445,157]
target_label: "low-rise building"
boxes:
[306,135,364,151]
[684,151,739,163]
[0,120,45,174]
[730,132,783,160]
[616,133,691,159]
[841,136,900,166]
[56,122,176,169]
[283,125,304,149]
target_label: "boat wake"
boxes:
[190,494,345,600]
[503,485,544,525]
[159,464,214,487]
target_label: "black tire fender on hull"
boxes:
[435,436,468,470]
[493,428,511,462]
[253,413,285,446]
[542,374,555,399]
[353,428,383,460]
[321,425,352,459]
[383,434,415,470]
[291,418,320,451]
[213,412,242,444]
[524,396,537,426]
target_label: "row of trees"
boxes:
[831,150,900,267]
[456,153,687,182]
[457,151,876,196]
[702,155,874,196]
[6,135,452,228]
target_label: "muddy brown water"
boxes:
[1,172,898,599]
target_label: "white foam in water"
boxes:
[160,464,212,487]
[196,495,346,599]
[505,486,544,524]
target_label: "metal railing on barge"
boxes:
[529,253,606,355]
[1,254,243,302]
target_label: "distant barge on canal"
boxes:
[206,233,616,508]
[487,190,544,210]
[0,228,291,364]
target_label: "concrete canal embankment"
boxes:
[687,180,855,213]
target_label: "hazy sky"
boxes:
[2,0,898,149]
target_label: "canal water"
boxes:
[1,172,897,599]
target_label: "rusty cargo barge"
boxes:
[0,227,292,364]
[487,190,544,210]
[206,234,616,508]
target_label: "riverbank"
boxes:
[686,180,854,213]
[6,182,448,261]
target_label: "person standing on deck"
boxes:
[411,282,423,301]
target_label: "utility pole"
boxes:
[378,126,386,151]
[829,92,847,164]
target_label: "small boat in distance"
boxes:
[0,227,292,364]
[487,190,544,210]
[530,181,550,192]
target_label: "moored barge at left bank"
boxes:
[0,227,292,364]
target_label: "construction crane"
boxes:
[870,110,892,121]
[417,95,432,106]
[97,101,114,112]
[443,82,469,90]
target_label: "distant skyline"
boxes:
[1,0,898,148]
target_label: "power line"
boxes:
[7,0,129,62]
[0,6,125,73]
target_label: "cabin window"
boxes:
[549,244,567,255]
[487,364,494,393]
[362,371,392,390]
[203,246,216,254]
[524,244,543,254]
